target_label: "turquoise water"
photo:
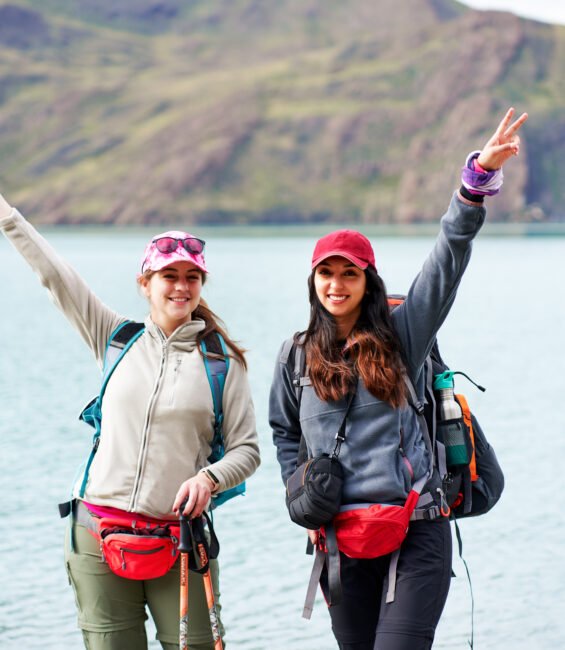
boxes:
[0,228,564,649]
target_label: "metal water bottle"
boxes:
[434,371,462,421]
[434,370,469,470]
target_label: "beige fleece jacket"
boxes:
[1,208,260,519]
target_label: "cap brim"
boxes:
[153,257,208,273]
[311,251,368,270]
[141,251,208,275]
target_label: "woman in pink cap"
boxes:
[0,195,260,649]
[270,108,527,649]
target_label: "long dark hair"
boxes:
[138,270,247,369]
[303,265,405,406]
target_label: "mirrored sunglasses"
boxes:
[153,236,206,255]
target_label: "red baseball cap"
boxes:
[311,229,376,270]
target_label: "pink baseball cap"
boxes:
[140,231,208,275]
[311,229,376,270]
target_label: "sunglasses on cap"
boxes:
[152,236,206,255]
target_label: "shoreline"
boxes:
[31,221,565,238]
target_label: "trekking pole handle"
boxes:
[178,499,192,553]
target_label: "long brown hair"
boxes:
[304,265,405,406]
[138,270,247,369]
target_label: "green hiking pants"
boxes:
[64,522,225,650]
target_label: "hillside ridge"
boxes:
[0,0,563,225]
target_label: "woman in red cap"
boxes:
[0,195,260,648]
[270,108,527,650]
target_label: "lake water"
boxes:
[0,225,564,649]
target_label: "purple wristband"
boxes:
[461,151,503,196]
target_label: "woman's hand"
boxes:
[477,107,528,171]
[307,529,319,546]
[173,471,215,518]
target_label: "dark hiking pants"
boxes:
[320,518,452,650]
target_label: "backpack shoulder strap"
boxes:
[102,321,145,387]
[200,332,246,509]
[81,320,145,429]
[77,320,145,498]
[201,331,229,437]
[280,332,310,466]
[403,370,434,464]
[279,332,308,405]
[279,336,296,365]
[389,294,439,473]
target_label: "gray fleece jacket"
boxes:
[269,192,485,506]
[1,208,260,519]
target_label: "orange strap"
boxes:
[455,394,479,481]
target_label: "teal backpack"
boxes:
[77,320,245,509]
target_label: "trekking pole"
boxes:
[178,505,191,650]
[193,516,223,650]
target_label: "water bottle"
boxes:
[434,371,462,420]
[434,370,472,471]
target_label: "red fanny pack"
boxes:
[85,510,180,580]
[326,488,421,559]
[99,519,180,580]
[322,471,432,561]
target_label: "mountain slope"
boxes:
[0,0,563,225]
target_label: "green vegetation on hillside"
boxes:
[0,0,563,225]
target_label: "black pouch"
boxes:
[286,454,344,529]
[285,388,355,530]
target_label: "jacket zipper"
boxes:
[129,331,168,512]
[399,427,415,481]
[170,356,182,406]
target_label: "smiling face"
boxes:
[139,261,203,337]
[314,255,367,338]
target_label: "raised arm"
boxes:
[0,192,11,219]
[0,192,124,363]
[393,108,528,381]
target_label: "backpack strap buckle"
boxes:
[413,400,425,416]
[411,504,442,521]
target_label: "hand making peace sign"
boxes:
[477,107,528,171]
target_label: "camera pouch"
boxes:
[286,454,344,529]
[286,388,355,530]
